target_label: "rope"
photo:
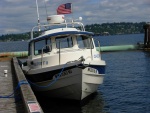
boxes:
[0,62,67,98]
[27,57,85,88]
[0,80,28,98]
[27,62,67,88]
[0,57,84,99]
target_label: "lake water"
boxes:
[1,34,150,113]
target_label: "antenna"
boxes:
[71,3,74,20]
[36,0,41,31]
[44,0,48,17]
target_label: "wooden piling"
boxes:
[143,23,150,49]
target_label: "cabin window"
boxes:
[34,39,52,55]
[56,36,73,49]
[77,35,93,49]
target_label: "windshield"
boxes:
[55,35,73,49]
[34,38,52,55]
[29,34,94,56]
[77,35,93,49]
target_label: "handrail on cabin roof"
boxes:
[30,22,85,40]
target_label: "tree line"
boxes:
[85,22,146,35]
[0,22,146,41]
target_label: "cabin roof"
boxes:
[30,30,94,42]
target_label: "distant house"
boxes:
[102,32,109,36]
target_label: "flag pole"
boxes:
[71,3,74,21]
[71,3,75,27]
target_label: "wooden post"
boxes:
[143,23,150,48]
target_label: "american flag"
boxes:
[57,3,72,14]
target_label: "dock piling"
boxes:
[143,23,150,49]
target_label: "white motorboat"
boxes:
[22,15,106,100]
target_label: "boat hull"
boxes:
[27,65,105,100]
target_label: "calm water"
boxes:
[1,34,150,113]
[0,41,28,52]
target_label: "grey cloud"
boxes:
[0,0,150,34]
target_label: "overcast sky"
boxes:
[0,0,150,35]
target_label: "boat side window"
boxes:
[77,35,93,49]
[56,35,73,49]
[34,39,52,55]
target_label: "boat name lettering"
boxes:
[94,54,100,58]
[54,69,72,78]
[34,61,48,66]
[88,67,98,73]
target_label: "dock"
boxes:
[0,58,43,113]
[0,58,24,113]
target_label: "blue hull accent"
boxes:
[89,65,105,74]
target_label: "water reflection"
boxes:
[143,51,150,74]
[144,51,150,57]
[36,91,105,113]
[81,92,106,113]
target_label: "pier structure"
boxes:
[0,58,43,113]
[0,59,24,112]
[143,23,150,49]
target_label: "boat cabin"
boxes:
[25,15,101,69]
[29,30,94,56]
